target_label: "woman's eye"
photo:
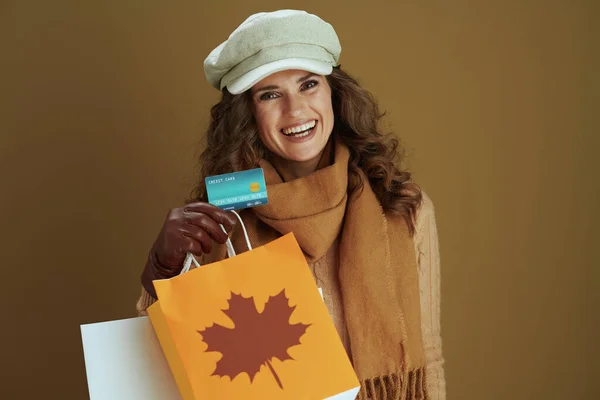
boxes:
[259,92,278,101]
[301,80,319,90]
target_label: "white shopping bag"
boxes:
[80,316,182,400]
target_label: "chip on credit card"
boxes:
[205,168,268,211]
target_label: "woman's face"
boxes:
[250,69,334,164]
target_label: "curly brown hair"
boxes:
[191,66,422,235]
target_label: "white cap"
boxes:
[204,10,342,94]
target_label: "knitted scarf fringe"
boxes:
[357,367,428,400]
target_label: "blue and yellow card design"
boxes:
[205,168,268,211]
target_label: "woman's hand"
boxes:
[141,202,238,298]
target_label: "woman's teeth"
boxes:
[282,120,316,136]
[292,129,313,138]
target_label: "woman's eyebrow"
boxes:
[253,73,317,94]
[297,73,316,83]
[254,84,278,93]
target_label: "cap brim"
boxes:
[225,58,334,95]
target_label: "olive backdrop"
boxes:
[0,0,597,398]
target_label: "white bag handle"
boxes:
[180,210,251,274]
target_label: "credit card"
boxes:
[205,168,268,211]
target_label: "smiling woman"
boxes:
[137,9,445,400]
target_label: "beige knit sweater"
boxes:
[136,192,446,399]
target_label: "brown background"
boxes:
[0,0,597,398]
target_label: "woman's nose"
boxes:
[283,94,306,117]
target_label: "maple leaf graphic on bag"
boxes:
[198,289,311,389]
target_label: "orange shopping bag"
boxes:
[147,230,360,400]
